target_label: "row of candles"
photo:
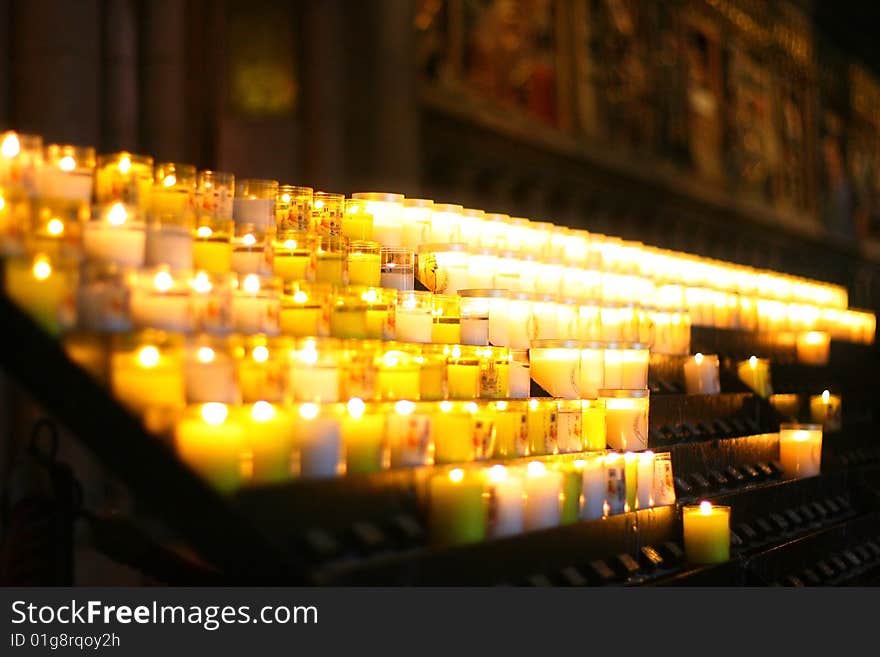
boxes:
[0,131,874,346]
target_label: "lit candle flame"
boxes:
[699,500,713,514]
[694,352,703,365]
[201,402,228,425]
[251,401,276,422]
[283,239,297,249]
[252,345,269,363]
[488,464,507,482]
[191,272,212,294]
[749,355,758,369]
[439,400,453,413]
[163,174,176,187]
[32,257,52,281]
[241,233,257,247]
[196,346,215,363]
[138,345,160,368]
[394,400,415,415]
[47,218,64,236]
[299,402,319,420]
[153,270,174,292]
[448,468,464,483]
[196,225,213,238]
[1,133,20,158]
[527,461,546,477]
[242,274,261,294]
[822,389,830,403]
[59,155,76,171]
[118,155,131,174]
[107,203,128,226]
[347,397,366,419]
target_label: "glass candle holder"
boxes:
[342,197,373,241]
[683,353,720,394]
[401,198,433,249]
[233,179,277,235]
[95,151,153,208]
[411,346,445,401]
[374,346,421,400]
[529,339,581,399]
[809,390,841,432]
[30,198,89,260]
[527,398,558,456]
[429,203,463,243]
[152,162,196,221]
[505,292,536,350]
[231,226,273,276]
[736,356,772,398]
[459,289,492,346]
[188,271,233,335]
[314,235,348,286]
[395,290,433,343]
[576,454,606,520]
[483,464,525,538]
[534,260,563,296]
[242,400,297,485]
[291,401,344,479]
[110,330,185,429]
[445,345,480,400]
[417,242,469,295]
[556,399,584,453]
[174,403,246,493]
[466,248,497,290]
[193,171,234,274]
[796,331,830,366]
[337,338,381,401]
[561,267,600,302]
[477,212,509,250]
[650,307,691,355]
[652,452,677,506]
[431,294,461,344]
[576,302,601,341]
[4,252,78,336]
[129,266,193,332]
[359,286,397,340]
[602,452,627,515]
[1,131,43,196]
[380,246,414,291]
[276,184,313,233]
[581,399,606,450]
[40,142,94,204]
[341,398,388,475]
[508,349,530,399]
[555,300,579,341]
[523,460,563,530]
[233,335,286,403]
[351,192,404,246]
[493,251,522,291]
[386,400,434,467]
[433,401,480,464]
[83,203,146,268]
[477,346,510,399]
[491,400,529,458]
[230,273,281,335]
[286,337,342,402]
[273,231,317,282]
[313,191,344,235]
[76,262,133,332]
[428,466,487,545]
[530,296,560,340]
[779,423,823,479]
[328,288,369,339]
[183,335,240,404]
[603,342,649,390]
[682,501,731,564]
[769,393,801,420]
[577,341,605,399]
[347,240,381,286]
[600,388,649,451]
[457,208,485,245]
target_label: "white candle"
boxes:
[294,403,342,478]
[636,451,655,509]
[288,345,340,402]
[576,343,604,399]
[601,389,649,451]
[380,269,413,291]
[529,340,581,399]
[145,223,194,269]
[652,452,677,505]
[130,292,191,332]
[460,317,489,346]
[231,275,280,335]
[41,167,93,201]
[779,423,822,479]
[233,198,274,229]
[386,400,433,466]
[395,310,433,343]
[184,344,238,403]
[621,344,649,389]
[578,456,606,521]
[523,461,562,531]
[486,465,524,539]
[603,344,624,388]
[556,400,583,453]
[83,205,146,268]
[504,294,535,350]
[604,452,627,515]
[683,352,720,394]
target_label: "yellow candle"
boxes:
[796,331,830,366]
[809,390,841,432]
[193,231,232,273]
[600,389,649,451]
[416,351,447,401]
[779,423,822,479]
[111,342,185,416]
[4,254,76,336]
[236,340,284,402]
[375,349,421,400]
[175,403,245,493]
[491,400,529,458]
[527,398,558,456]
[347,242,381,286]
[341,398,387,475]
[315,242,346,286]
[433,401,477,464]
[736,356,772,398]
[682,501,730,564]
[624,451,638,512]
[428,467,486,546]
[581,399,606,450]
[529,340,581,399]
[446,345,480,399]
[431,293,461,344]
[769,393,800,420]
[246,401,294,484]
